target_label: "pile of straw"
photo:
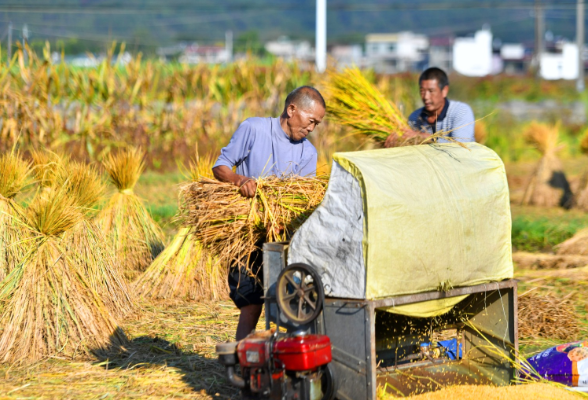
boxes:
[521,122,573,208]
[95,148,165,280]
[135,155,227,301]
[518,289,580,340]
[555,228,588,256]
[0,152,32,281]
[57,161,134,319]
[321,67,411,144]
[180,175,328,269]
[0,186,126,363]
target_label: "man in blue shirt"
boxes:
[384,67,475,147]
[213,86,325,340]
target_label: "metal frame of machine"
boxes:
[263,242,519,399]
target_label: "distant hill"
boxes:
[0,0,580,55]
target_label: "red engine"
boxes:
[217,331,334,400]
[217,263,335,399]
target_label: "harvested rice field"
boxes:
[0,301,251,399]
[0,166,586,399]
[3,56,588,398]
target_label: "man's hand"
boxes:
[213,166,257,198]
[384,132,400,148]
[238,177,257,198]
[384,128,429,148]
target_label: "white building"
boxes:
[540,42,579,80]
[500,43,528,74]
[429,37,454,71]
[365,31,429,73]
[453,28,493,76]
[331,45,363,68]
[179,45,230,64]
[265,36,314,61]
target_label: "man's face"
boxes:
[419,79,449,114]
[286,102,325,141]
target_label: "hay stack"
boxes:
[30,149,68,187]
[134,227,226,300]
[521,122,573,208]
[57,161,134,318]
[554,228,588,256]
[0,187,126,363]
[181,175,328,270]
[0,152,32,281]
[518,290,580,340]
[135,155,227,301]
[95,148,165,281]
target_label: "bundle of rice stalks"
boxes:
[0,152,32,281]
[180,175,328,270]
[135,154,227,301]
[555,228,588,256]
[521,122,573,208]
[321,67,411,144]
[0,187,126,363]
[95,148,165,281]
[56,161,134,319]
[518,290,580,340]
[30,149,68,187]
[134,227,226,300]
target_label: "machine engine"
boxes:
[217,264,335,400]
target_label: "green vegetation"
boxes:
[511,216,588,252]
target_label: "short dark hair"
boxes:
[419,67,449,90]
[284,86,326,111]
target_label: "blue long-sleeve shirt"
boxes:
[408,99,475,143]
[213,117,318,179]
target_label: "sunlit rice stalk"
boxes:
[180,175,328,271]
[56,161,134,319]
[321,67,410,143]
[135,153,227,301]
[0,151,32,282]
[0,186,126,364]
[134,227,227,301]
[95,147,165,281]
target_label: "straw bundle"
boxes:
[518,290,580,340]
[134,227,226,300]
[30,149,68,187]
[135,154,227,301]
[180,176,328,270]
[521,122,573,208]
[0,152,32,281]
[321,67,411,144]
[555,228,588,256]
[56,161,134,319]
[0,187,126,363]
[95,148,165,281]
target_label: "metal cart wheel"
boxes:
[276,263,324,325]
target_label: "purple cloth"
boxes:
[213,117,317,179]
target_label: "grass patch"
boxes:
[511,216,587,252]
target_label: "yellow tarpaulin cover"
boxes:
[333,143,513,317]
